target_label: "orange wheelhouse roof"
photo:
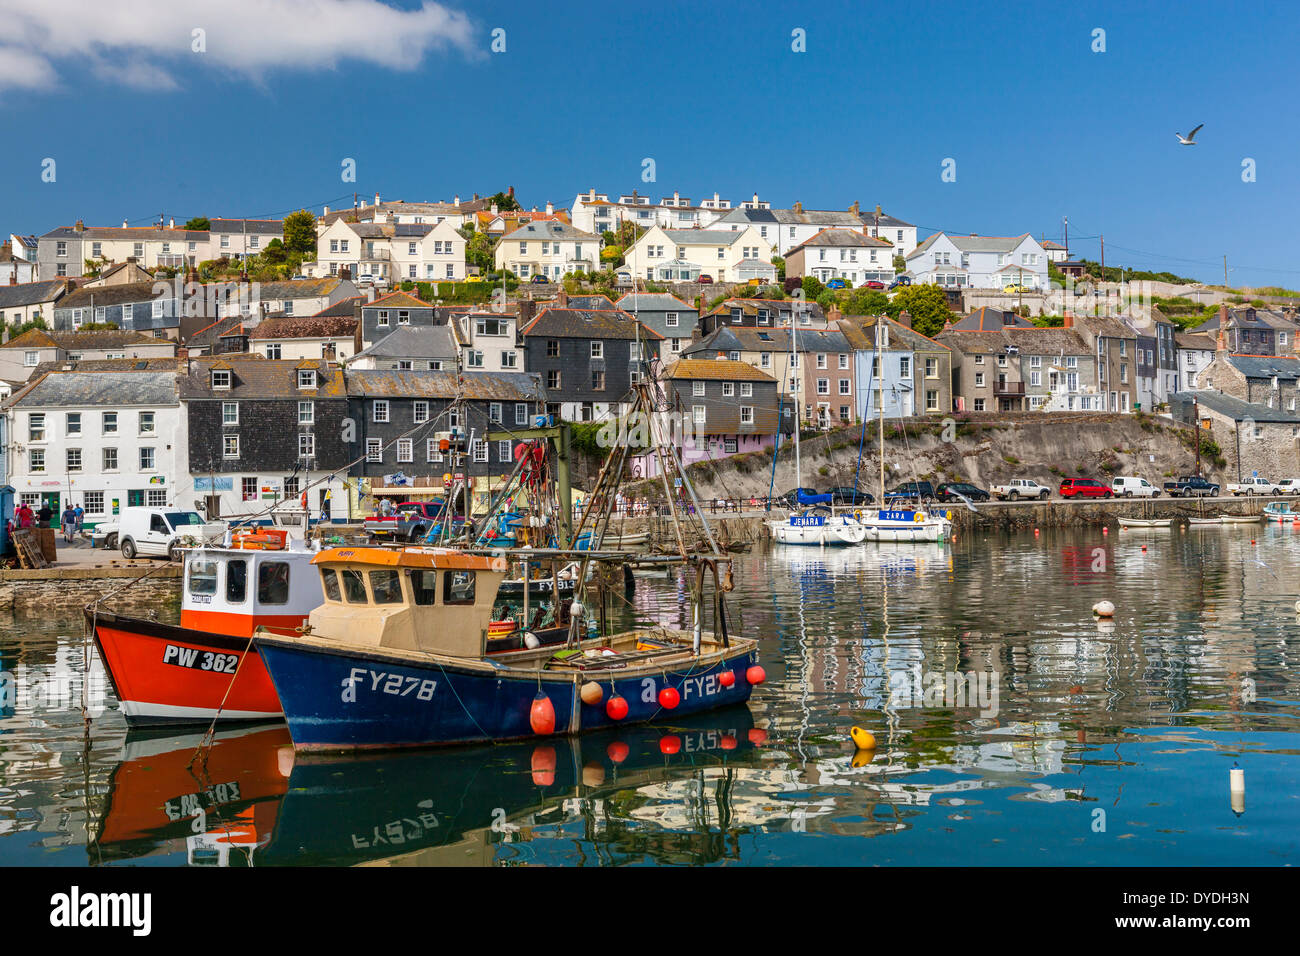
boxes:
[311,547,501,572]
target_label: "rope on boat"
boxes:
[188,631,257,770]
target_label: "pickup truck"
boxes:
[363,501,458,541]
[992,479,1051,501]
[1163,475,1220,497]
[1228,477,1281,496]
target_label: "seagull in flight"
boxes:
[1175,123,1204,145]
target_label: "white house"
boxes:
[2,369,185,524]
[622,225,775,284]
[784,229,896,285]
[494,221,601,280]
[316,194,481,231]
[1177,332,1216,389]
[207,219,284,260]
[906,233,1049,290]
[313,219,466,283]
[711,201,865,257]
[569,188,743,236]
[1,235,38,284]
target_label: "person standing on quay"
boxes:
[61,505,77,544]
[37,501,52,529]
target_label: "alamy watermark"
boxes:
[888,666,1000,717]
[0,662,110,717]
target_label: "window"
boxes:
[140,447,156,470]
[760,352,771,368]
[547,370,561,389]
[298,369,316,389]
[740,406,754,425]
[222,436,239,459]
[339,568,367,604]
[102,447,118,471]
[839,380,851,395]
[692,380,706,397]
[24,351,38,367]
[83,491,105,514]
[741,383,753,397]
[395,439,412,463]
[839,354,848,370]
[139,412,155,434]
[66,448,82,472]
[370,570,403,605]
[398,311,410,325]
[817,354,827,369]
[722,382,735,397]
[413,400,429,423]
[693,405,706,424]
[28,413,45,441]
[377,310,390,327]
[258,562,291,605]
[223,402,239,425]
[299,434,315,458]
[298,401,314,425]
[188,559,219,596]
[501,350,517,368]
[515,403,529,425]
[29,449,44,473]
[211,370,231,389]
[666,312,679,327]
[498,440,511,461]
[975,372,985,387]
[467,350,484,368]
[817,379,829,395]
[489,402,502,423]
[366,439,382,461]
[426,439,443,463]
[226,559,248,603]
[546,339,559,357]
[373,400,390,423]
[591,370,605,390]
[66,413,81,435]
[242,477,257,501]
[443,570,476,605]
[974,399,986,412]
[473,440,487,462]
[265,344,282,359]
[590,341,604,359]
[926,390,939,411]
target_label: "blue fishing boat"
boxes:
[255,546,760,752]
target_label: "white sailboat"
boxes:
[857,317,951,544]
[769,316,866,546]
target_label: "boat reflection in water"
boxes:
[94,708,819,866]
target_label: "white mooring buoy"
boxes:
[1230,766,1245,815]
[1092,600,1115,618]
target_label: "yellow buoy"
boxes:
[850,726,877,750]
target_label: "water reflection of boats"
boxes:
[91,723,292,865]
[259,709,760,866]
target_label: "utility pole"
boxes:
[1063,216,1068,258]
[1099,234,1105,313]
[1193,395,1201,475]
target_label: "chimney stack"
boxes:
[897,310,913,330]
[557,288,568,308]
[491,204,499,216]
[374,193,381,208]
[453,195,460,206]
[168,218,175,229]
[75,220,85,232]
[545,201,554,216]
[792,201,803,214]
[122,220,129,228]
[875,204,882,218]
[751,192,759,206]
[828,305,843,325]
[323,205,330,215]
[849,200,860,217]
[1063,312,1074,329]
[507,186,515,199]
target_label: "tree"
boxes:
[487,191,521,212]
[466,231,495,274]
[885,283,953,338]
[893,254,906,274]
[843,288,889,315]
[184,217,210,230]
[800,275,825,300]
[282,209,316,255]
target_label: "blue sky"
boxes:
[2,0,1296,287]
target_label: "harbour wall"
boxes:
[0,566,181,613]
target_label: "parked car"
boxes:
[1228,476,1281,495]
[95,507,208,560]
[935,482,990,503]
[1003,284,1026,294]
[861,280,886,290]
[992,478,1051,501]
[887,276,912,290]
[1275,478,1300,495]
[746,277,763,286]
[463,274,486,283]
[883,481,935,502]
[363,501,459,542]
[826,278,848,290]
[697,274,714,284]
[530,274,550,284]
[356,273,376,285]
[774,487,822,508]
[615,272,633,287]
[1163,475,1220,497]
[1059,478,1113,498]
[829,487,874,505]
[1111,476,1159,498]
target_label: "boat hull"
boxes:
[89,610,283,726]
[769,515,865,546]
[256,634,759,752]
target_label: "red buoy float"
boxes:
[719,670,736,688]
[529,692,556,735]
[658,687,680,709]
[530,745,557,785]
[720,734,738,750]
[747,728,768,745]
[606,695,629,720]
[746,664,767,685]
[607,741,629,763]
[660,735,682,755]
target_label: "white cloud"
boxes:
[0,0,477,93]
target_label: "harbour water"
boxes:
[1,524,1297,866]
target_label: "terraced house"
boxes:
[906,233,1049,291]
[713,200,891,257]
[345,369,546,509]
[621,226,775,285]
[38,221,207,276]
[0,329,176,383]
[179,356,351,521]
[521,308,660,422]
[51,280,181,337]
[784,228,897,285]
[937,326,1096,412]
[2,369,185,524]
[840,316,952,418]
[494,220,601,280]
[313,218,466,282]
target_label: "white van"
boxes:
[1111,476,1159,498]
[96,507,210,560]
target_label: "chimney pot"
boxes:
[453,195,460,206]
[75,220,85,232]
[323,205,330,215]
[374,193,381,207]
[168,218,175,229]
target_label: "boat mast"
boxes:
[877,316,886,501]
[791,308,801,491]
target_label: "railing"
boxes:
[994,380,1026,396]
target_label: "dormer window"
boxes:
[211,369,231,389]
[298,369,317,389]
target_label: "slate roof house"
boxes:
[344,369,546,508]
[2,369,184,522]
[697,298,828,337]
[1191,304,1279,356]
[0,328,176,382]
[634,359,787,477]
[945,306,1035,331]
[936,325,1097,413]
[348,325,460,371]
[784,228,896,285]
[247,309,360,362]
[616,292,697,361]
[839,316,953,418]
[1170,389,1300,482]
[178,356,351,521]
[51,281,181,338]
[521,308,661,422]
[358,290,439,349]
[0,279,71,329]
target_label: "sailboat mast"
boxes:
[877,317,885,500]
[791,312,801,490]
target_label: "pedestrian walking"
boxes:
[73,503,84,535]
[61,505,77,543]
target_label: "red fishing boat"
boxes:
[90,529,323,726]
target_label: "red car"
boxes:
[696,274,714,284]
[861,280,886,290]
[1058,478,1113,499]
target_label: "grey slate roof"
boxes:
[716,207,867,228]
[684,326,851,355]
[659,229,747,245]
[345,369,546,402]
[615,292,693,312]
[0,280,70,309]
[1171,389,1300,424]
[351,325,458,359]
[521,308,662,340]
[209,219,283,235]
[57,281,172,309]
[5,370,177,409]
[498,221,599,242]
[1226,354,1300,381]
[787,228,893,252]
